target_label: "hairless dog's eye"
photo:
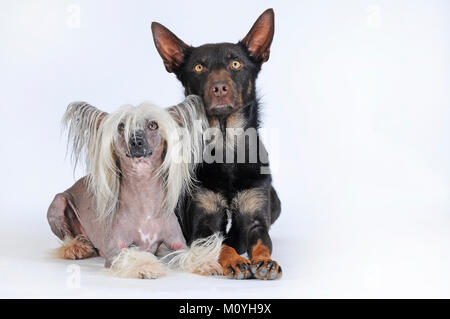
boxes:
[148,121,158,130]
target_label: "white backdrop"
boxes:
[1,0,449,298]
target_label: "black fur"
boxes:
[152,8,281,279]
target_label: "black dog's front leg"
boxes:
[187,188,227,242]
[232,187,282,280]
[247,224,282,280]
[188,188,253,279]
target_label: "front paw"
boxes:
[136,263,166,279]
[107,247,166,279]
[221,256,253,280]
[251,258,282,280]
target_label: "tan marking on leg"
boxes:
[219,245,251,279]
[250,239,271,260]
[54,235,97,260]
[194,188,226,214]
[250,240,282,280]
[233,188,267,215]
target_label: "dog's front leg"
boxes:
[189,188,252,279]
[219,245,252,280]
[247,227,282,280]
[232,188,282,280]
[47,193,97,260]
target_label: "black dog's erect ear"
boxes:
[151,22,189,73]
[241,8,275,64]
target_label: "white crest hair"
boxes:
[62,102,107,172]
[167,95,209,180]
[63,95,208,224]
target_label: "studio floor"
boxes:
[0,217,294,299]
[1,201,450,299]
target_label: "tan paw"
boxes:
[221,255,252,279]
[250,258,282,280]
[55,236,96,260]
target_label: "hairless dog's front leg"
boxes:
[47,193,97,260]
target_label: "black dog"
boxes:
[152,9,282,280]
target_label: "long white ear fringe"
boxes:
[161,233,224,276]
[106,247,166,279]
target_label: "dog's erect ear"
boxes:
[241,8,275,64]
[151,22,189,73]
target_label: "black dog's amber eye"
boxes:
[194,64,204,72]
[231,60,242,69]
[148,121,158,130]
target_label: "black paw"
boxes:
[250,259,282,280]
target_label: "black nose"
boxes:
[212,81,229,97]
[128,131,150,158]
[130,138,144,148]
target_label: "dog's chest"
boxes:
[111,182,176,254]
[112,209,161,252]
[198,162,263,192]
[113,209,183,253]
[200,115,268,195]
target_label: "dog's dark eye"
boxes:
[231,60,242,69]
[194,64,204,73]
[148,121,158,130]
[118,123,125,132]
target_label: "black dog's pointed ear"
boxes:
[241,8,275,63]
[151,22,189,73]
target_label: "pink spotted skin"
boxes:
[47,132,187,267]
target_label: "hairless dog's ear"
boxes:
[151,22,189,73]
[241,8,275,64]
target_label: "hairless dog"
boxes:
[47,96,222,278]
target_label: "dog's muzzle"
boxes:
[128,131,152,158]
[205,72,237,116]
[209,103,234,116]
